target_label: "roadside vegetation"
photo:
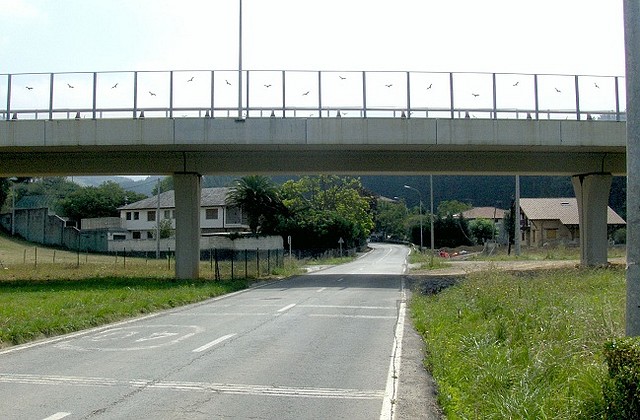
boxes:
[0,233,323,349]
[407,249,451,270]
[411,266,625,418]
[469,244,626,261]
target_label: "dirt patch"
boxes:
[405,274,461,295]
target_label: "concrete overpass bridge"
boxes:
[0,69,628,278]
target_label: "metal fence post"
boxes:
[244,249,248,279]
[6,74,11,121]
[574,75,581,120]
[406,71,411,118]
[615,76,621,121]
[92,72,97,119]
[318,71,322,117]
[133,71,138,119]
[449,72,455,119]
[362,71,367,118]
[169,70,174,119]
[210,70,215,118]
[492,73,497,119]
[231,249,235,280]
[534,74,540,120]
[282,70,286,117]
[256,248,260,277]
[48,73,54,120]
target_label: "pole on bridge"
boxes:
[237,0,243,120]
[624,0,640,336]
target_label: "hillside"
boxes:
[74,174,627,219]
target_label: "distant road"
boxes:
[0,243,410,420]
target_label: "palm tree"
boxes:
[226,175,284,234]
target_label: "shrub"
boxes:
[603,337,640,418]
[612,228,626,245]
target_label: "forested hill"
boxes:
[358,175,627,219]
[74,175,627,220]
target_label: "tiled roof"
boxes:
[520,197,625,225]
[119,187,231,210]
[461,207,507,220]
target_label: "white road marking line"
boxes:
[0,373,384,400]
[42,413,71,420]
[192,333,236,353]
[173,312,271,317]
[317,287,327,293]
[308,314,396,320]
[336,277,344,282]
[277,303,297,313]
[301,304,395,310]
[380,279,406,420]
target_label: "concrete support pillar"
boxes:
[174,172,201,279]
[624,0,640,336]
[571,173,612,267]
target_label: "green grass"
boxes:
[470,245,626,262]
[0,276,247,347]
[408,250,451,270]
[411,266,625,419]
[0,232,333,349]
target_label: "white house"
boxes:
[117,187,248,240]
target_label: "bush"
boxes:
[613,228,626,245]
[603,337,640,418]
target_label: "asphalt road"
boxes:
[0,243,413,420]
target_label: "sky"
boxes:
[0,0,627,76]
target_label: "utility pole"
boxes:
[624,0,640,336]
[156,178,161,260]
[515,175,521,256]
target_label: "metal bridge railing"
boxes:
[0,70,626,122]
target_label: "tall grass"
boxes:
[411,266,625,419]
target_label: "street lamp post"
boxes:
[429,175,435,256]
[237,0,243,120]
[404,185,423,252]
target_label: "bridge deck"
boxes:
[0,117,626,176]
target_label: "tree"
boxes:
[437,200,472,217]
[151,177,173,196]
[226,175,284,234]
[280,175,375,249]
[469,218,497,244]
[158,218,173,239]
[59,181,146,222]
[374,199,409,240]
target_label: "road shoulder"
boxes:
[396,289,444,420]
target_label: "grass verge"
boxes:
[408,250,451,270]
[410,266,625,419]
[0,276,248,348]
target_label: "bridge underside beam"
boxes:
[0,149,625,177]
[571,173,613,266]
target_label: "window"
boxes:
[546,229,558,240]
[133,212,140,220]
[147,231,154,239]
[226,206,243,224]
[206,208,219,220]
[132,231,141,239]
[164,210,172,219]
[147,211,156,222]
[126,212,132,220]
